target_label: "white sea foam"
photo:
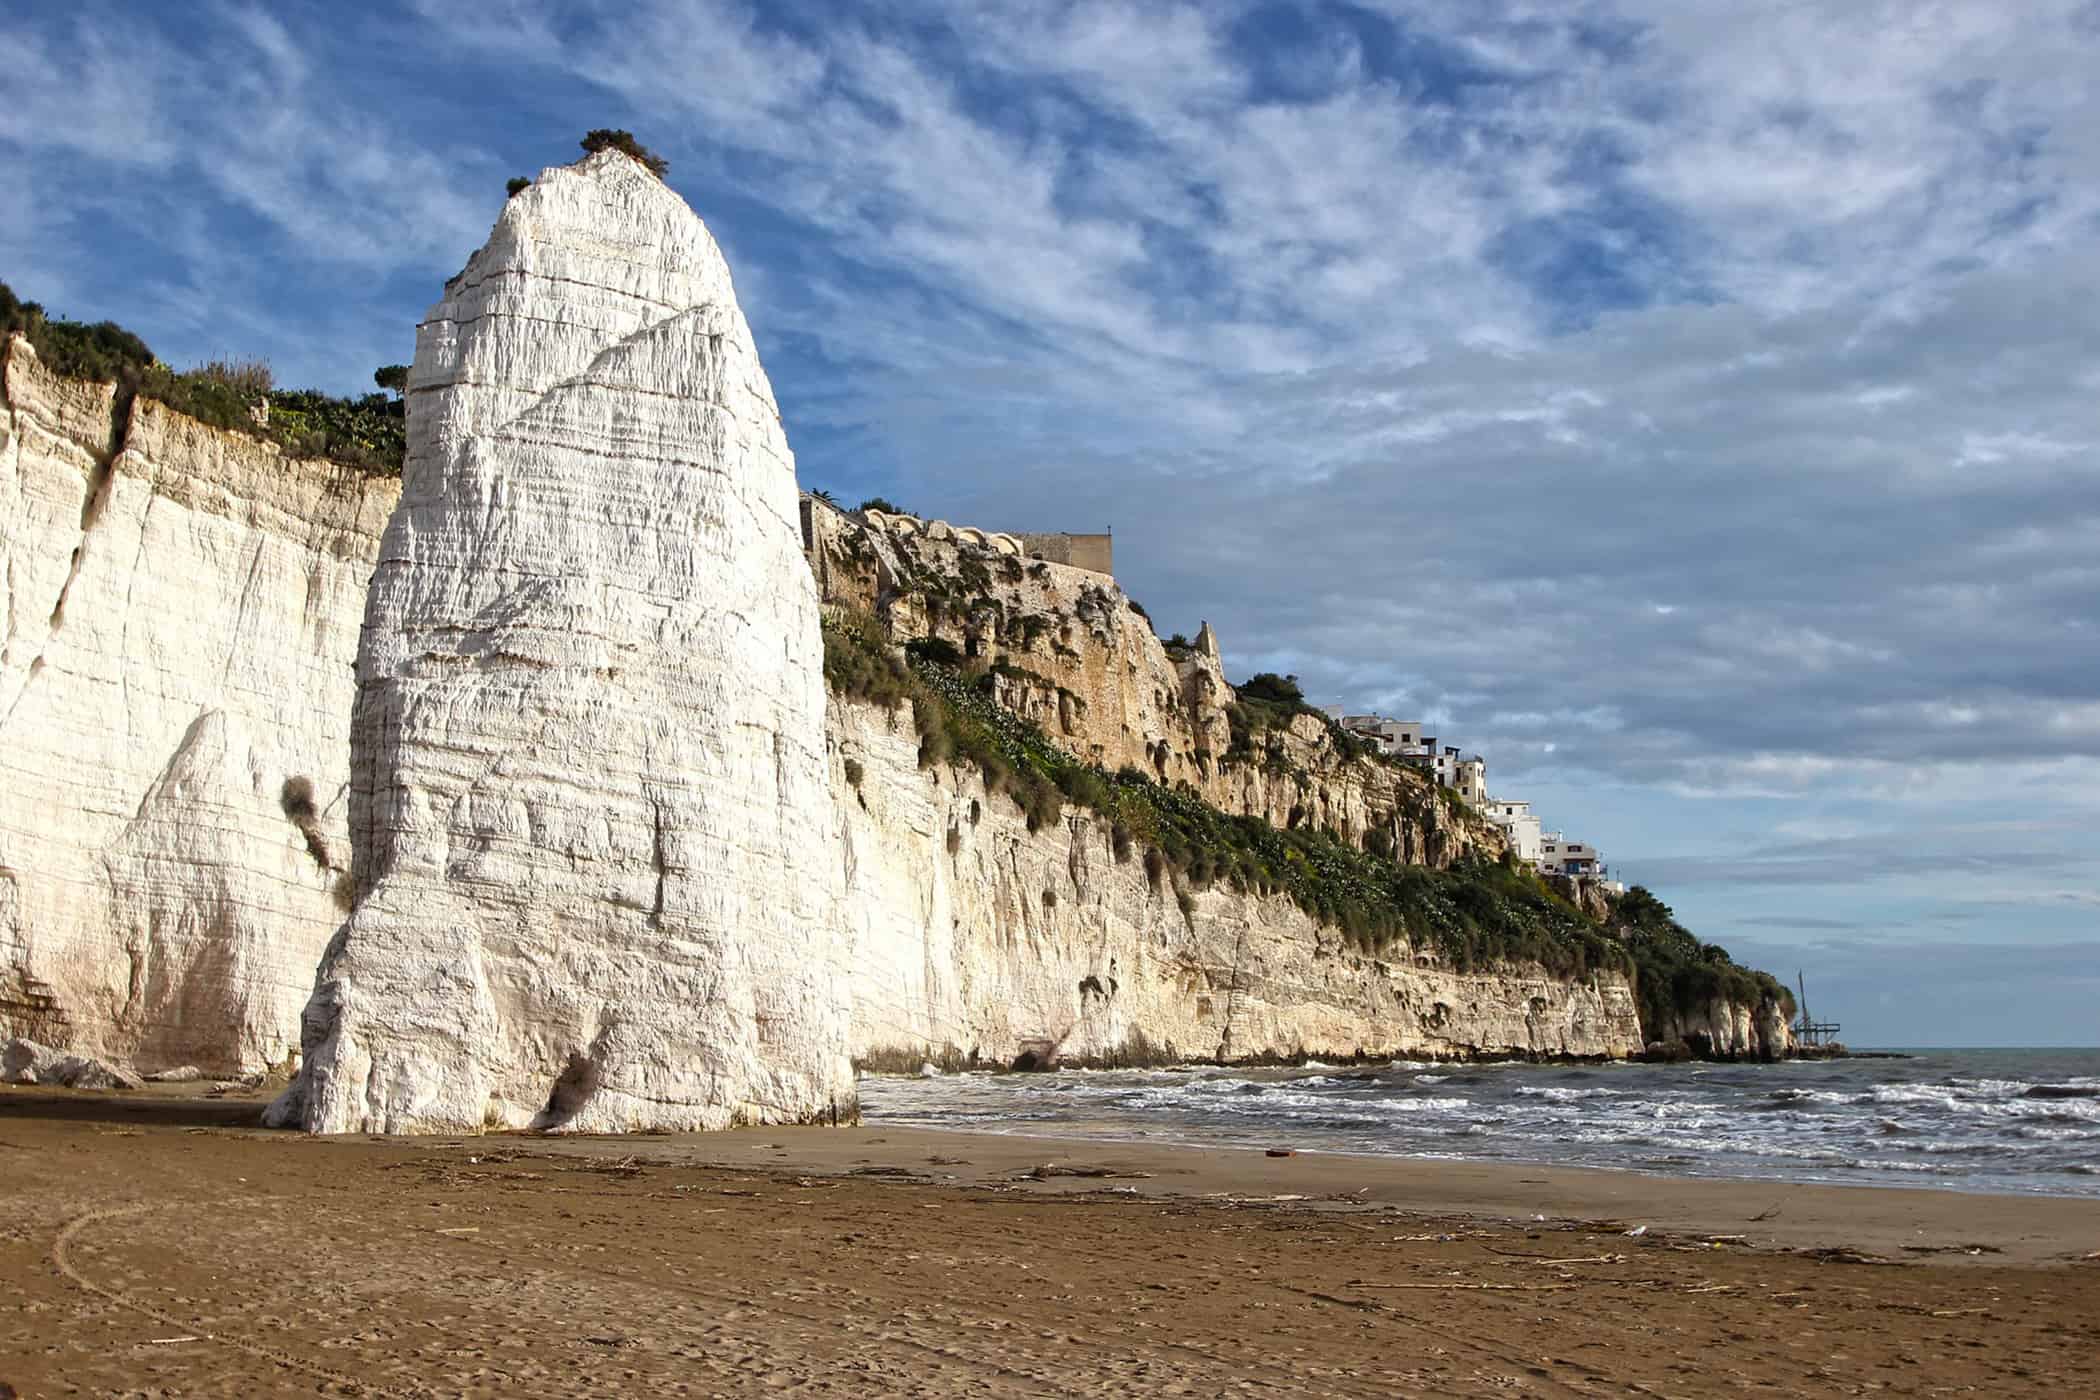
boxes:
[1846,1158,1962,1175]
[1369,1095,1471,1113]
[857,1050,2100,1199]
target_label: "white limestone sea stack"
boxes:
[269,150,852,1134]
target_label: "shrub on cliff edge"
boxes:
[3,277,406,477]
[2,280,154,383]
[580,129,669,179]
[1612,886,1794,1039]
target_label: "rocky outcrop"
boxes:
[268,151,852,1135]
[805,499,1501,866]
[3,1035,145,1089]
[0,335,396,1074]
[833,699,1646,1066]
[1652,998,1793,1062]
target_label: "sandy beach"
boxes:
[5,1084,2099,1397]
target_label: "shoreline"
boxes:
[853,1048,2098,1209]
[8,1082,2097,1264]
[841,1111,2099,1205]
[854,1044,1878,1075]
[7,1084,2100,1395]
[597,1119,2100,1268]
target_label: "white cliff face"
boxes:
[833,699,1646,1066]
[1655,999,1792,1061]
[0,338,395,1072]
[272,151,852,1134]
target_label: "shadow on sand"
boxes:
[0,1085,270,1130]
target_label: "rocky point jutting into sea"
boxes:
[0,147,1790,1131]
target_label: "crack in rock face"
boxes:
[270,150,852,1134]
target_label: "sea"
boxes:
[859,1048,2100,1199]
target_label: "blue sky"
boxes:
[6,1,2097,1044]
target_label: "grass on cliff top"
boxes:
[825,609,1782,1034]
[2,279,405,477]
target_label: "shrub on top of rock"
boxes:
[1,278,154,383]
[580,128,669,179]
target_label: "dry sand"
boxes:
[4,1083,2099,1397]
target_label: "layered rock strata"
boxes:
[805,498,1501,865]
[269,151,852,1134]
[0,335,396,1072]
[833,700,1651,1066]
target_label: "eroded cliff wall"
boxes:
[833,699,1648,1066]
[0,336,397,1072]
[271,151,854,1134]
[806,499,1500,866]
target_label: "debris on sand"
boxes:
[1015,1163,1155,1181]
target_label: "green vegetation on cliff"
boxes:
[824,609,1778,1033]
[1612,887,1793,1032]
[1227,671,1378,769]
[818,612,1755,1007]
[580,128,670,179]
[2,279,405,476]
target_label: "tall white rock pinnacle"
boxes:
[271,149,852,1133]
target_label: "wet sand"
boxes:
[4,1084,2099,1397]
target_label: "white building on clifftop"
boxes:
[1539,832,1602,877]
[1482,798,1542,863]
[1323,708,1623,888]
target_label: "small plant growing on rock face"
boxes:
[856,496,905,516]
[506,176,532,197]
[279,776,332,871]
[580,128,669,179]
[843,758,865,789]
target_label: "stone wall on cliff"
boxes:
[0,334,397,1072]
[270,150,853,1135]
[832,698,1648,1066]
